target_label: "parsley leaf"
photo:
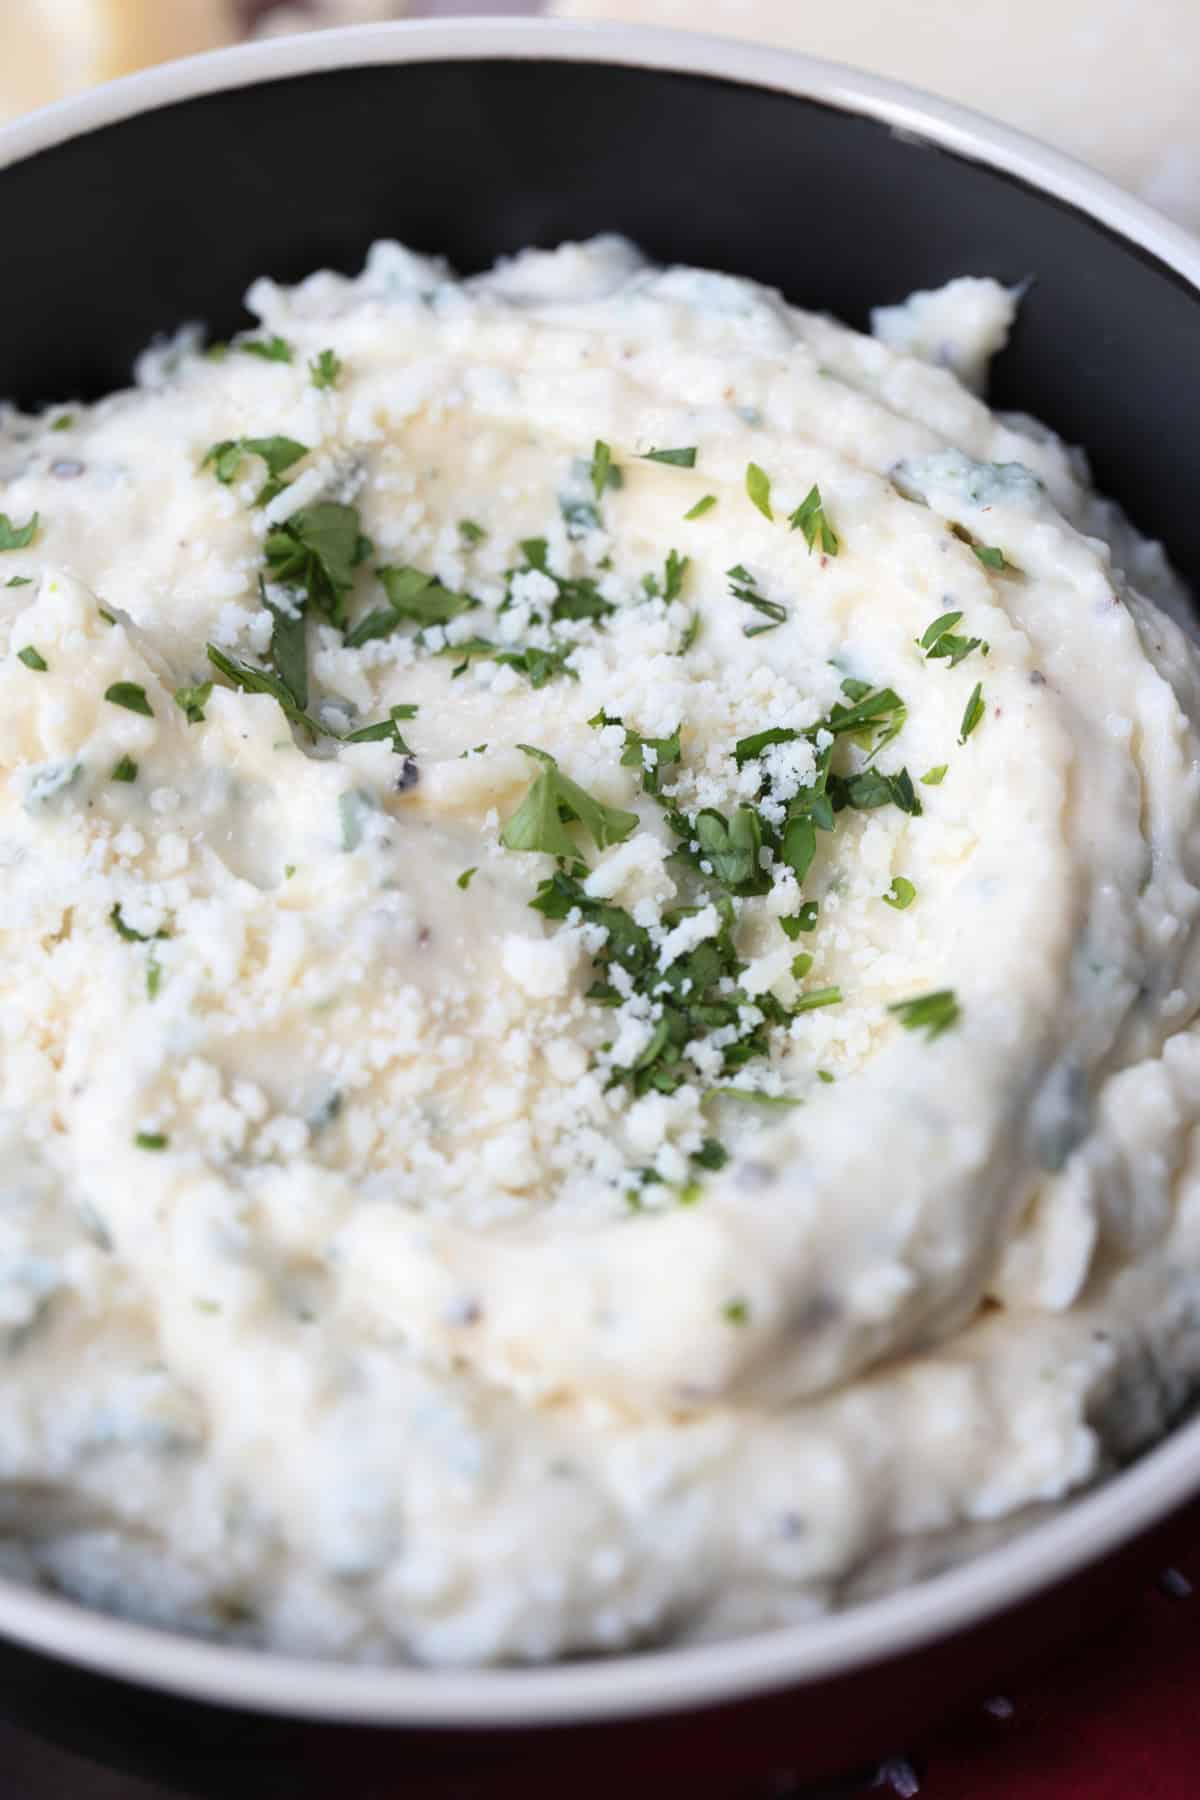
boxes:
[238,336,292,364]
[17,646,47,671]
[110,903,167,943]
[746,462,773,521]
[789,485,840,556]
[347,566,476,647]
[174,681,212,724]
[0,513,38,551]
[105,681,153,717]
[203,435,308,505]
[921,764,948,786]
[206,643,320,733]
[959,682,985,743]
[728,564,787,636]
[457,867,477,890]
[458,518,486,546]
[684,494,717,520]
[264,502,364,631]
[590,440,621,501]
[792,985,843,1014]
[722,1298,751,1326]
[643,447,697,468]
[920,609,985,667]
[310,348,342,389]
[972,544,1009,571]
[134,1131,169,1151]
[883,876,916,910]
[500,747,639,857]
[889,989,960,1038]
[343,704,417,754]
[111,755,138,782]
[589,711,682,797]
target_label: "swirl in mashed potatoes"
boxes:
[1,239,1198,1662]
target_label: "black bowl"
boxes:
[1,20,1199,1797]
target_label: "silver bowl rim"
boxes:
[1,13,1198,1729]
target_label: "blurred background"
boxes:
[3,0,1198,237]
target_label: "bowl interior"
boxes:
[3,51,1199,591]
[1,26,1200,1733]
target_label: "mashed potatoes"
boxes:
[0,239,1198,1663]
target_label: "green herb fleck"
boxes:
[50,413,75,431]
[643,447,697,468]
[723,1298,751,1326]
[239,336,292,363]
[310,348,342,389]
[17,645,47,671]
[134,1131,169,1151]
[458,518,486,546]
[792,985,843,1014]
[972,544,1008,571]
[5,576,32,588]
[817,1068,835,1083]
[727,563,787,636]
[889,989,960,1039]
[789,485,840,556]
[146,954,161,1000]
[457,867,478,890]
[265,501,364,632]
[590,439,621,502]
[501,746,639,857]
[105,681,153,717]
[883,876,916,910]
[921,764,948,786]
[0,513,38,551]
[174,681,212,724]
[746,462,773,521]
[959,682,985,743]
[111,755,138,783]
[684,494,718,520]
[110,903,167,944]
[920,609,984,668]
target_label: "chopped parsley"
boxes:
[110,904,167,943]
[111,755,138,783]
[105,681,153,716]
[780,903,819,938]
[342,704,417,754]
[921,764,948,786]
[728,564,787,636]
[590,439,621,502]
[889,989,960,1039]
[134,1131,169,1151]
[789,485,840,556]
[792,985,843,1014]
[5,576,32,588]
[457,867,477,890]
[817,1069,835,1084]
[0,513,38,551]
[500,747,639,857]
[309,348,342,389]
[264,501,365,632]
[50,413,75,431]
[790,952,813,979]
[972,544,1009,571]
[238,335,292,363]
[707,1088,801,1108]
[746,462,773,521]
[590,711,682,797]
[347,566,476,647]
[722,1298,751,1326]
[643,447,697,468]
[684,494,717,520]
[458,518,486,546]
[146,955,162,1000]
[959,682,985,743]
[883,876,916,910]
[642,548,689,604]
[174,681,212,724]
[919,609,985,667]
[203,435,308,505]
[17,646,47,671]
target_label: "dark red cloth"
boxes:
[891,1546,1200,1799]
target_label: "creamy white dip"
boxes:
[1,240,1198,1664]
